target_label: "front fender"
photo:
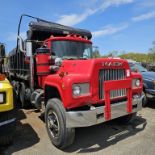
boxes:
[44,75,65,105]
[44,74,92,109]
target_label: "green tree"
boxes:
[148,41,155,63]
[107,50,118,57]
[92,46,101,58]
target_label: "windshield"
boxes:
[51,41,92,59]
[129,63,148,72]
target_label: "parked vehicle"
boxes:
[148,63,155,72]
[129,61,155,107]
[6,14,143,149]
[0,43,16,145]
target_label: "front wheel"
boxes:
[45,98,75,149]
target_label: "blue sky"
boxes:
[0,0,155,55]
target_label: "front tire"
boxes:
[45,98,75,149]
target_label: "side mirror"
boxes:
[18,36,25,53]
[0,43,6,57]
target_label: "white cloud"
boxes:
[92,24,128,37]
[57,9,96,26]
[132,11,155,22]
[93,9,155,38]
[57,0,134,26]
[99,0,134,11]
[7,32,17,41]
[138,0,155,9]
[7,32,26,41]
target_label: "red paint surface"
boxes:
[35,35,142,121]
[104,79,132,120]
[36,53,51,88]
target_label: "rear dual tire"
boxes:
[19,83,31,109]
[45,98,75,149]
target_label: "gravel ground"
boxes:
[1,102,155,155]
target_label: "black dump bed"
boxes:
[27,21,92,41]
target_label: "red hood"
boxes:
[58,58,130,75]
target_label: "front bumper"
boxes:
[66,97,142,128]
[145,89,155,99]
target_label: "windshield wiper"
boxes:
[78,57,89,60]
[62,57,89,60]
[62,57,78,60]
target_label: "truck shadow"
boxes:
[0,108,40,155]
[65,115,147,153]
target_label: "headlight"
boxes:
[135,79,140,87]
[72,83,90,97]
[132,79,141,87]
[0,92,5,104]
[72,86,81,96]
[126,69,130,77]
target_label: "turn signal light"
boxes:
[0,74,5,81]
[126,69,130,77]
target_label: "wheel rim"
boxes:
[47,110,60,138]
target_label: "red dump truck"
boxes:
[7,14,143,149]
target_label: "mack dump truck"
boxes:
[0,43,15,145]
[7,14,143,149]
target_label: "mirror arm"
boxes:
[17,36,26,53]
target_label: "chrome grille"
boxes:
[99,69,126,99]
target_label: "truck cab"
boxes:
[7,15,143,149]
